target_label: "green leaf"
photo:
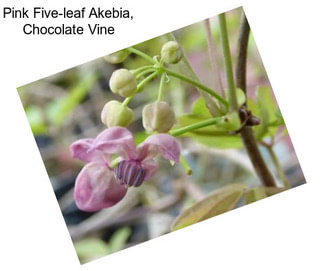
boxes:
[236,88,246,107]
[109,227,131,253]
[264,187,287,196]
[192,97,212,117]
[176,113,243,149]
[224,88,246,108]
[244,186,287,204]
[134,131,149,145]
[74,238,110,264]
[244,187,268,204]
[25,105,48,135]
[257,86,277,122]
[46,72,97,127]
[254,86,281,139]
[171,183,247,231]
[177,112,240,134]
[192,134,243,149]
[247,98,260,118]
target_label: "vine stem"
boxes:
[157,73,166,101]
[203,18,224,96]
[162,67,228,109]
[235,12,276,187]
[264,145,290,188]
[123,70,160,106]
[218,13,238,111]
[169,117,225,137]
[126,47,158,64]
[166,32,222,117]
[179,156,193,175]
[135,68,156,80]
[132,65,154,76]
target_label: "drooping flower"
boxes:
[70,127,180,212]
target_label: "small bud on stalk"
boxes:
[104,50,129,64]
[142,101,175,133]
[161,41,182,64]
[101,100,133,127]
[109,69,137,97]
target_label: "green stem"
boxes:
[122,97,131,106]
[137,70,160,91]
[109,157,121,169]
[265,145,290,188]
[180,155,193,175]
[157,73,166,101]
[126,47,158,65]
[203,18,224,96]
[122,71,160,106]
[170,117,225,137]
[132,65,154,76]
[166,32,223,116]
[135,68,156,79]
[218,13,238,111]
[162,68,228,109]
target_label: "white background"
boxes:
[0,0,322,270]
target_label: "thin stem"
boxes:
[157,73,166,101]
[235,12,276,187]
[137,70,160,91]
[170,117,226,137]
[162,67,228,109]
[236,13,250,96]
[265,145,290,188]
[122,71,160,106]
[126,47,158,65]
[240,128,276,187]
[132,65,154,76]
[166,32,223,116]
[204,18,224,96]
[218,13,238,111]
[135,68,156,80]
[122,97,131,106]
[109,157,121,169]
[180,156,193,175]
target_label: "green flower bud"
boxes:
[142,101,175,133]
[109,69,137,98]
[161,41,182,64]
[101,100,133,127]
[103,50,129,64]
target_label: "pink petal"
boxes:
[141,159,158,181]
[138,134,180,163]
[70,138,107,164]
[74,162,127,212]
[92,127,138,160]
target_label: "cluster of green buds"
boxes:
[101,42,182,133]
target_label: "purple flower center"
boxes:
[114,160,146,187]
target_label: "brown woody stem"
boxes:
[236,12,276,187]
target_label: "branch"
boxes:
[236,12,276,187]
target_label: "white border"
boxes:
[1,0,322,270]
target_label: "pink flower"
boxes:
[70,127,180,212]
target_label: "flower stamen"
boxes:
[114,160,146,187]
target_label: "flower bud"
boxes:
[103,50,129,64]
[101,101,133,127]
[161,41,182,64]
[109,69,137,98]
[142,101,175,133]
